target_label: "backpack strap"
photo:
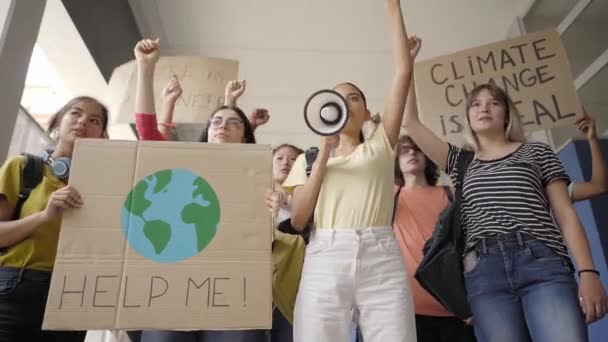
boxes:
[454,150,474,197]
[1,154,44,255]
[305,147,319,177]
[12,153,45,220]
[391,187,402,224]
[442,186,454,203]
[451,150,474,251]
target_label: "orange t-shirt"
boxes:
[393,185,453,317]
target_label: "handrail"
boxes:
[18,105,53,143]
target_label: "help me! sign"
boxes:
[42,140,273,331]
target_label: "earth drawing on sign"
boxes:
[120,169,220,263]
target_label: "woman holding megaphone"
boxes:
[283,1,417,341]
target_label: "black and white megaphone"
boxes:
[303,89,349,136]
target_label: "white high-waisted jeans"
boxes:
[294,226,416,342]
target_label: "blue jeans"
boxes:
[463,232,587,342]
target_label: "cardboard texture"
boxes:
[109,56,239,127]
[414,29,582,145]
[43,139,273,331]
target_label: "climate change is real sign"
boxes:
[414,29,582,145]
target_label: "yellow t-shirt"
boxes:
[0,156,64,271]
[283,123,395,230]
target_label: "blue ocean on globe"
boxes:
[120,169,220,263]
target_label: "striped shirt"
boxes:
[446,142,570,258]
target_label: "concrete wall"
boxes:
[129,0,534,149]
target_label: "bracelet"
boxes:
[160,122,176,128]
[578,269,600,277]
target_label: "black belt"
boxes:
[0,266,51,282]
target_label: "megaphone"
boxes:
[303,89,349,136]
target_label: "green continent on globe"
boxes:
[181,178,220,251]
[125,171,174,255]
[151,170,172,194]
[143,219,172,254]
[124,180,152,216]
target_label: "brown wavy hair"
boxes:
[394,135,439,187]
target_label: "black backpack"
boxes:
[0,153,45,255]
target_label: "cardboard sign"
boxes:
[414,30,582,144]
[43,139,272,330]
[110,56,239,126]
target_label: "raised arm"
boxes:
[401,73,450,170]
[571,114,607,202]
[224,80,246,107]
[382,0,413,148]
[135,38,160,116]
[402,39,420,133]
[249,108,270,132]
[158,75,183,141]
[400,35,451,169]
[223,79,271,131]
[134,38,165,141]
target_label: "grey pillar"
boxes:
[0,0,46,161]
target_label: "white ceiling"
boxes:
[128,0,534,147]
[131,0,534,60]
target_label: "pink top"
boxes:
[135,113,165,141]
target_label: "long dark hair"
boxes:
[394,135,439,187]
[47,96,109,136]
[273,144,304,156]
[341,82,367,107]
[199,105,256,144]
[335,82,366,143]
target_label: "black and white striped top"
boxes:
[446,142,570,258]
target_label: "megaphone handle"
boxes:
[329,147,337,158]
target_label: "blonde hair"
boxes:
[463,84,526,151]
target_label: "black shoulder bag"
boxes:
[413,149,474,320]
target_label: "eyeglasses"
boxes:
[400,145,421,154]
[210,117,244,130]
